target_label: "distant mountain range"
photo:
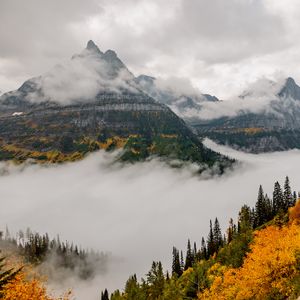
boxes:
[134,74,219,117]
[134,73,300,153]
[0,41,231,170]
[189,77,300,153]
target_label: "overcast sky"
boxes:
[1,0,300,98]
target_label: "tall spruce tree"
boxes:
[283,176,293,208]
[255,185,265,227]
[213,218,223,250]
[101,289,109,300]
[180,251,184,270]
[201,237,207,260]
[172,247,182,277]
[293,191,298,205]
[227,218,234,244]
[264,194,273,221]
[184,239,194,270]
[273,181,284,214]
[207,220,215,257]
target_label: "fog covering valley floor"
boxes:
[1,140,300,299]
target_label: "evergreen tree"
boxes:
[101,289,109,300]
[273,181,284,214]
[171,247,182,277]
[124,275,141,300]
[193,242,198,261]
[180,251,184,270]
[146,261,165,299]
[213,218,223,250]
[293,191,298,205]
[283,176,293,208]
[238,205,252,232]
[184,239,194,270]
[227,218,234,244]
[201,237,207,260]
[255,185,266,227]
[207,220,215,257]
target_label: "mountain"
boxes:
[192,77,300,153]
[134,74,219,117]
[0,41,231,170]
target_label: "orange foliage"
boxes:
[2,270,71,300]
[199,223,300,299]
[289,200,300,224]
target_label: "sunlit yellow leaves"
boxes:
[2,268,71,300]
[199,222,300,299]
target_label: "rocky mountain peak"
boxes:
[85,40,103,55]
[278,77,300,100]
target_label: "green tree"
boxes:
[184,239,194,270]
[273,181,284,214]
[207,220,215,257]
[101,289,109,300]
[124,275,142,300]
[213,218,223,250]
[145,261,165,300]
[172,247,182,277]
[238,205,252,232]
[284,176,294,208]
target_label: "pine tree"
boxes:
[101,289,109,300]
[184,239,193,270]
[255,185,266,227]
[180,251,184,270]
[207,220,215,257]
[227,218,234,244]
[201,237,207,259]
[273,181,284,214]
[213,218,223,250]
[293,191,298,205]
[171,247,182,277]
[283,176,293,208]
[193,242,199,261]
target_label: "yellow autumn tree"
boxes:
[1,268,71,300]
[199,222,300,299]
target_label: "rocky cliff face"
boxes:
[0,41,231,170]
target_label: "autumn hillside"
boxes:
[105,177,300,300]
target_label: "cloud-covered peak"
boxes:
[84,40,103,56]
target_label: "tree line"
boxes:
[101,176,299,300]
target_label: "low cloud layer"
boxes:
[0,143,300,298]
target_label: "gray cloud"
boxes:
[0,0,298,98]
[0,143,300,298]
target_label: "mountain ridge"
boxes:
[0,41,232,171]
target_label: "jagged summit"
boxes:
[86,40,102,54]
[278,77,300,100]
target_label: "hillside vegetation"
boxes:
[104,177,300,300]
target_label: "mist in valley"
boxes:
[0,141,300,299]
